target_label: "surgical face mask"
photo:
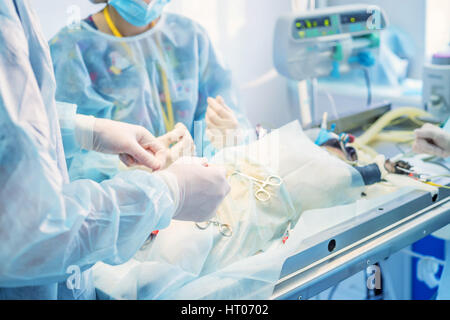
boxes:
[109,0,171,27]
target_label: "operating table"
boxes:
[272,131,450,300]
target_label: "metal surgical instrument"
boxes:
[232,171,283,202]
[195,220,233,237]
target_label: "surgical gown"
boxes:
[0,0,177,300]
[49,13,252,182]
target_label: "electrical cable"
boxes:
[423,158,450,171]
[327,283,340,300]
[363,68,372,107]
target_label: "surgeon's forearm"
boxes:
[56,101,105,152]
[56,101,96,156]
[2,112,178,287]
[0,168,178,287]
[74,114,96,151]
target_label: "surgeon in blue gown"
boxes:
[0,0,229,300]
[49,0,253,182]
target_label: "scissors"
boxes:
[231,171,283,202]
[195,220,233,237]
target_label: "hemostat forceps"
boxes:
[195,220,233,237]
[231,171,283,202]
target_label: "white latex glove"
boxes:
[205,96,244,149]
[206,96,239,130]
[157,123,196,169]
[413,123,450,158]
[156,157,230,222]
[75,115,167,170]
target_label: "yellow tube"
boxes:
[424,181,450,190]
[351,107,432,162]
[373,131,415,143]
[355,107,430,146]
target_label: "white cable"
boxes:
[240,68,278,90]
[322,88,342,131]
[401,249,445,266]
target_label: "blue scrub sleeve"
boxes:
[0,12,177,287]
[50,35,116,119]
[56,101,83,159]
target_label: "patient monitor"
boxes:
[273,4,389,129]
[273,4,387,81]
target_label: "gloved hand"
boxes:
[156,157,230,222]
[206,96,239,131]
[75,115,167,170]
[205,96,243,149]
[413,123,450,158]
[157,123,196,169]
